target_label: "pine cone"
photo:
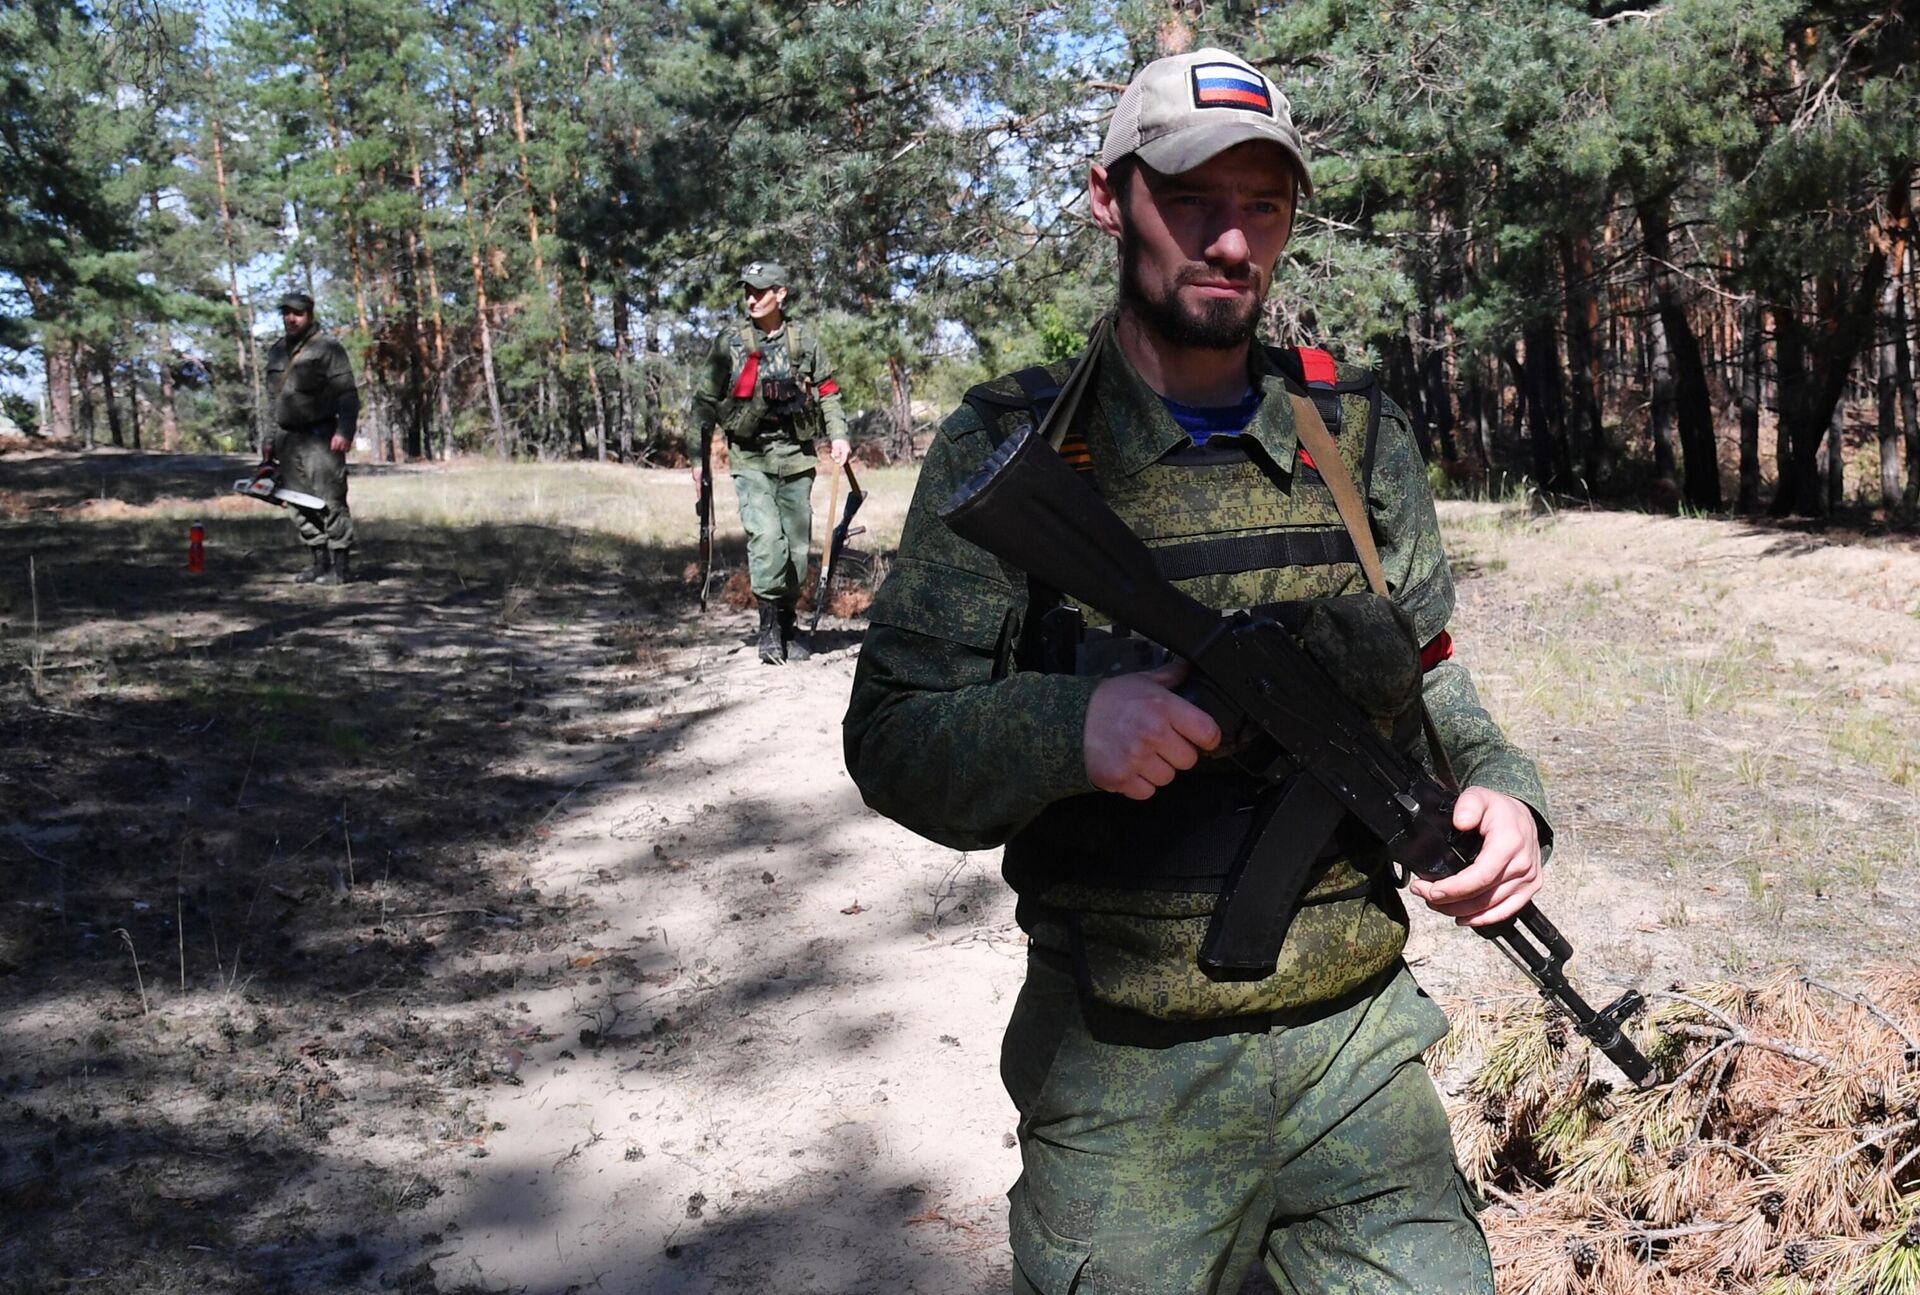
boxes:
[1543,1007,1571,1050]
[1628,1133,1649,1157]
[1565,1238,1598,1273]
[1904,1217,1920,1249]
[1761,1191,1785,1223]
[1479,1093,1508,1128]
[1782,1240,1811,1272]
[1668,1143,1692,1168]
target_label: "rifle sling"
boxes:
[1288,391,1457,789]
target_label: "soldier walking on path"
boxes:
[845,49,1553,1295]
[261,291,360,585]
[689,262,851,664]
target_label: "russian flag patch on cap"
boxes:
[1191,61,1274,115]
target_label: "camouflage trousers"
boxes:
[277,427,355,551]
[1001,953,1489,1295]
[731,463,814,601]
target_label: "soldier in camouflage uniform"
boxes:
[844,49,1552,1294]
[689,262,851,663]
[261,292,360,585]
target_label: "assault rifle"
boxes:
[695,433,716,611]
[939,422,1655,1089]
[809,463,867,634]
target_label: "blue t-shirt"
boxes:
[1158,389,1262,446]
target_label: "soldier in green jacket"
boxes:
[844,49,1551,1295]
[689,262,851,663]
[261,292,359,585]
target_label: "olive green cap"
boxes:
[275,291,315,314]
[739,262,788,290]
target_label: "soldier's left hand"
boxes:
[330,433,350,453]
[1408,787,1541,927]
[829,438,851,466]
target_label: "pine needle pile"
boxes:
[1437,969,1920,1294]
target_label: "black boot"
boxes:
[294,547,331,584]
[316,549,353,586]
[756,598,784,666]
[777,601,811,662]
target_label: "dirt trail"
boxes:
[2,453,1916,1295]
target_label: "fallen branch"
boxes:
[1668,1022,1834,1068]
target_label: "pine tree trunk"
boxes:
[1826,400,1845,512]
[74,342,96,448]
[405,124,452,459]
[1899,253,1919,510]
[156,331,178,452]
[1878,273,1902,508]
[450,87,510,459]
[612,276,634,460]
[1646,309,1681,508]
[206,103,265,445]
[314,65,381,458]
[98,350,125,448]
[1737,298,1762,514]
[887,355,913,462]
[1423,346,1457,463]
[1520,319,1568,492]
[1882,178,1914,510]
[1773,234,1890,516]
[1388,331,1432,460]
[20,276,74,440]
[44,340,75,441]
[1771,304,1801,516]
[1561,232,1607,490]
[1639,195,1720,510]
[126,341,142,451]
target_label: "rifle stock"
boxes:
[696,434,716,611]
[938,423,1655,1089]
[809,463,866,634]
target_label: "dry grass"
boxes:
[34,458,922,567]
[1433,502,1920,980]
[1439,972,1920,1295]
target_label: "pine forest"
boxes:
[4,0,1917,520]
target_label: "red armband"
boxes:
[816,378,839,398]
[731,352,762,399]
[1420,631,1454,672]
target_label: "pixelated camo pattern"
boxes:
[1002,959,1494,1294]
[687,319,847,470]
[845,334,1549,1020]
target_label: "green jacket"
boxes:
[263,325,358,443]
[843,330,1551,1019]
[689,317,849,478]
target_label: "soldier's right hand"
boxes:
[1083,659,1221,800]
[690,465,704,496]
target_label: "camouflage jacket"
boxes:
[843,329,1551,1019]
[688,318,849,478]
[263,325,358,441]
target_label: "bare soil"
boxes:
[1,450,1915,1295]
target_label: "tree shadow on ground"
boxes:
[2,454,879,1293]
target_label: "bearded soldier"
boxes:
[689,262,851,663]
[844,49,1551,1295]
[260,292,359,585]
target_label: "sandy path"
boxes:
[407,621,1028,1294]
[373,504,1920,1295]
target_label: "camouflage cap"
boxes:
[275,291,315,314]
[739,262,788,290]
[1101,48,1313,197]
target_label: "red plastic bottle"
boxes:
[188,522,205,573]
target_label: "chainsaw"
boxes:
[233,466,324,511]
